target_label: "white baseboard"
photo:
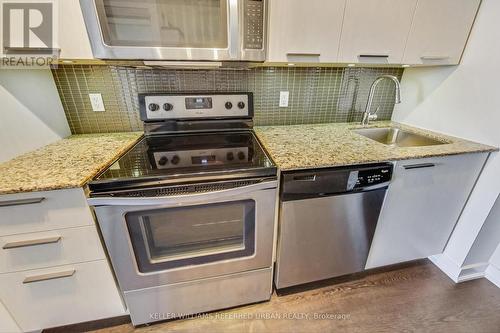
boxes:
[485,264,500,288]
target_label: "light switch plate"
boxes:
[89,93,105,112]
[279,91,289,107]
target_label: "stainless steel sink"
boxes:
[352,127,447,147]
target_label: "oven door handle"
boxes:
[88,180,277,206]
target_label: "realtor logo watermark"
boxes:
[1,0,58,68]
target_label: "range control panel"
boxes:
[153,148,249,169]
[139,93,252,121]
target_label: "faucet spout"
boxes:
[361,75,402,126]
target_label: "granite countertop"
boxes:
[254,121,497,171]
[0,132,143,195]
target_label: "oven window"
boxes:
[126,200,255,273]
[98,0,229,48]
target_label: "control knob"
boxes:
[237,151,246,160]
[158,156,168,166]
[227,152,234,161]
[225,102,233,110]
[163,103,174,111]
[171,155,180,165]
[238,102,246,109]
[148,103,160,112]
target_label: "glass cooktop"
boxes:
[89,131,276,192]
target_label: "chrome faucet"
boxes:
[361,75,402,126]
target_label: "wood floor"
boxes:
[49,260,500,333]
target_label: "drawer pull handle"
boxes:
[23,269,75,284]
[3,236,61,249]
[286,52,321,57]
[403,163,436,170]
[420,55,450,61]
[293,175,317,181]
[0,197,45,207]
[358,54,389,58]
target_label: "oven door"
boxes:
[79,0,265,61]
[89,179,276,291]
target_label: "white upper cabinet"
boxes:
[57,0,94,59]
[402,0,481,65]
[267,0,346,63]
[338,0,418,64]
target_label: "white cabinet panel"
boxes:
[57,0,94,59]
[338,0,418,64]
[0,226,105,274]
[366,153,488,269]
[0,300,20,333]
[402,0,481,65]
[0,260,125,332]
[267,0,346,63]
[0,188,93,236]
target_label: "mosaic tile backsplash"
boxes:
[52,65,403,134]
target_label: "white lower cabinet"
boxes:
[366,153,489,269]
[0,261,124,332]
[0,188,125,332]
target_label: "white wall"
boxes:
[0,69,70,162]
[392,0,500,280]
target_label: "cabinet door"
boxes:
[58,0,94,59]
[402,0,481,65]
[339,0,417,64]
[366,153,488,269]
[267,0,346,63]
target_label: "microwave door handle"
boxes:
[87,180,277,207]
[228,0,240,59]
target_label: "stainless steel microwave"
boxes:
[79,0,267,61]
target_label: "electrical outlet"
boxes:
[89,93,105,112]
[279,91,289,107]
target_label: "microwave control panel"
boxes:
[244,0,264,49]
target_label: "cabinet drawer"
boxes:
[0,226,105,274]
[0,188,93,236]
[0,260,125,332]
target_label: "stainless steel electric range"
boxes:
[88,93,277,326]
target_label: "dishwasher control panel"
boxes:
[281,163,393,201]
[353,165,393,189]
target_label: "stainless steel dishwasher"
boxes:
[275,163,393,289]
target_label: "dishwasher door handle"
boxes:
[403,163,436,170]
[292,175,317,182]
